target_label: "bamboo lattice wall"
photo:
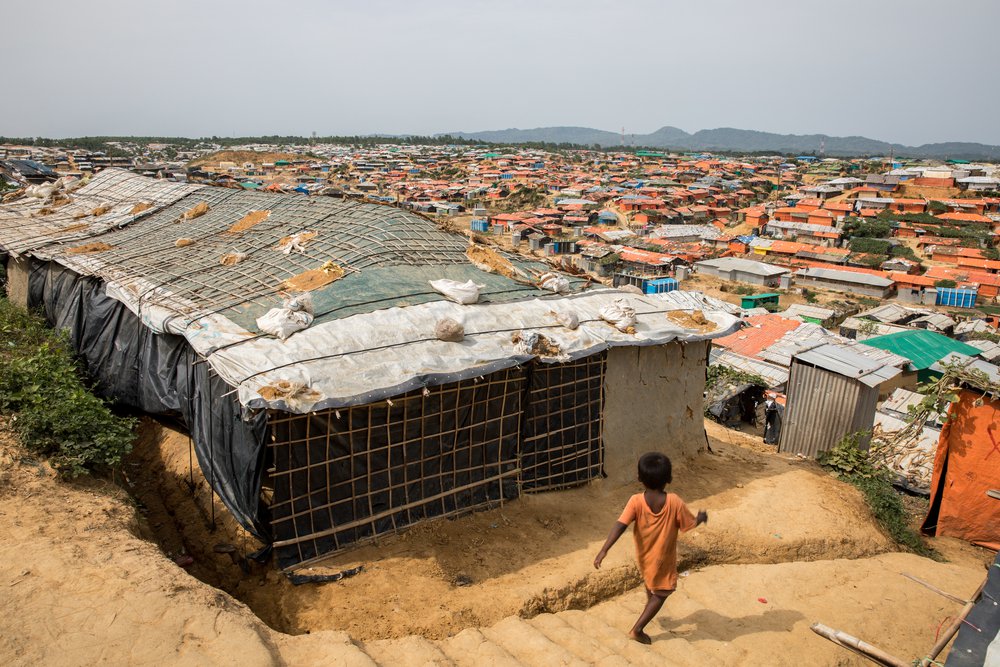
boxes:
[268,355,606,569]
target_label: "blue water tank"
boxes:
[644,277,679,294]
[935,287,977,308]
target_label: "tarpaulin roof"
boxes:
[0,169,741,412]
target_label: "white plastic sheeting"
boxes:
[212,289,740,412]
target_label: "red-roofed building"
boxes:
[713,315,802,358]
[807,209,837,227]
[925,265,1000,298]
[936,212,992,224]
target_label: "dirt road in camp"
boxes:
[0,418,992,666]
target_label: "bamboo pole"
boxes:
[901,572,970,605]
[920,578,988,667]
[810,623,910,667]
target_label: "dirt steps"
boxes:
[346,591,735,666]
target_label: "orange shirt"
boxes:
[617,492,697,591]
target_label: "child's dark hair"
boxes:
[638,452,672,489]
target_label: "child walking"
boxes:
[594,452,707,644]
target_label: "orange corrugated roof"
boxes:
[925,265,1000,287]
[889,271,936,287]
[937,212,992,223]
[933,247,986,259]
[956,257,1000,271]
[823,202,854,212]
[619,247,676,265]
[713,315,802,358]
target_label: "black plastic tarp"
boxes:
[27,260,270,540]
[946,551,999,666]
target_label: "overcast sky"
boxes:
[4,0,998,145]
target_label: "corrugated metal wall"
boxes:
[778,360,879,457]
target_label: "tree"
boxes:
[928,200,948,214]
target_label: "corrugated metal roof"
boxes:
[929,352,1000,385]
[780,303,836,321]
[880,387,945,425]
[839,316,911,340]
[713,314,802,358]
[795,267,894,288]
[695,257,790,277]
[910,313,957,331]
[709,348,788,388]
[857,303,923,324]
[966,338,1000,362]
[794,342,902,387]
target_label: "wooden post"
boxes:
[810,623,910,667]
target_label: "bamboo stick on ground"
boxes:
[901,572,971,605]
[810,623,910,667]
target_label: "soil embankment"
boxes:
[0,418,992,665]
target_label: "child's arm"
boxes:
[593,522,628,569]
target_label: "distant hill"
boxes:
[443,126,1000,160]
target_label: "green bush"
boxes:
[849,238,891,255]
[818,432,938,559]
[889,244,918,260]
[934,279,957,289]
[705,364,768,392]
[846,220,893,239]
[0,299,135,477]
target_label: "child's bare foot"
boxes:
[628,630,652,645]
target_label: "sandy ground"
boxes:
[122,419,900,641]
[678,272,857,312]
[1,417,993,666]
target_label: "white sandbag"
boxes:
[435,317,464,342]
[25,183,56,199]
[429,279,484,305]
[538,272,570,294]
[277,231,315,254]
[257,308,314,340]
[555,311,580,330]
[618,284,643,295]
[512,331,539,355]
[600,299,637,332]
[285,292,315,315]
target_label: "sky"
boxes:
[4,0,999,145]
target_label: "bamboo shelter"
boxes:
[0,170,739,569]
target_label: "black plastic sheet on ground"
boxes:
[946,552,1000,666]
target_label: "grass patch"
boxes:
[818,432,940,560]
[0,298,135,477]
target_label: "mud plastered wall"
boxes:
[602,341,708,483]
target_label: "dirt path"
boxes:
[0,419,992,665]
